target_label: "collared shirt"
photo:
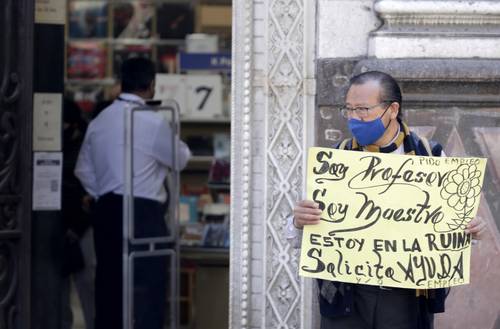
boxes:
[75,93,191,202]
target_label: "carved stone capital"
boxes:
[370,0,500,58]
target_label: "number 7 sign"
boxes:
[186,75,223,119]
[155,74,223,120]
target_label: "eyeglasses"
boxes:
[339,101,393,119]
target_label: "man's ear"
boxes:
[390,102,400,119]
[149,80,156,98]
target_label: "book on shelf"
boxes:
[157,45,179,73]
[201,204,230,248]
[201,203,229,221]
[179,195,199,224]
[180,223,205,247]
[213,133,230,159]
[68,1,108,38]
[113,1,153,39]
[208,160,229,185]
[67,41,107,79]
[186,135,213,156]
[156,3,194,39]
[198,193,213,212]
[219,193,230,204]
[201,222,229,248]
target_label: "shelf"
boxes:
[207,182,229,191]
[180,246,229,265]
[189,155,213,164]
[65,78,117,86]
[184,156,213,171]
[67,38,186,46]
[180,117,230,124]
[67,0,193,5]
[185,157,231,174]
[66,38,108,43]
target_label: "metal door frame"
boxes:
[1,0,33,328]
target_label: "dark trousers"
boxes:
[93,193,168,329]
[321,285,420,329]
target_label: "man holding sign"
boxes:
[289,71,487,329]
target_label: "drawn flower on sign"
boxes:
[440,164,482,230]
[441,164,481,211]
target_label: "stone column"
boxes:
[230,1,317,329]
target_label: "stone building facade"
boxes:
[230,1,500,329]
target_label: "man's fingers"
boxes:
[467,219,480,228]
[466,220,487,240]
[295,217,321,227]
[295,213,322,221]
[473,222,486,233]
[294,207,322,216]
[466,219,485,231]
[297,200,319,208]
[292,200,323,228]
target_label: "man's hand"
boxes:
[82,195,94,213]
[465,217,487,240]
[292,200,322,229]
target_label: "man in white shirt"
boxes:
[75,57,191,329]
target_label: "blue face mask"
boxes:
[348,107,390,146]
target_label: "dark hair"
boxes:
[120,57,156,93]
[348,71,403,119]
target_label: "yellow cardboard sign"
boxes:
[299,147,487,289]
